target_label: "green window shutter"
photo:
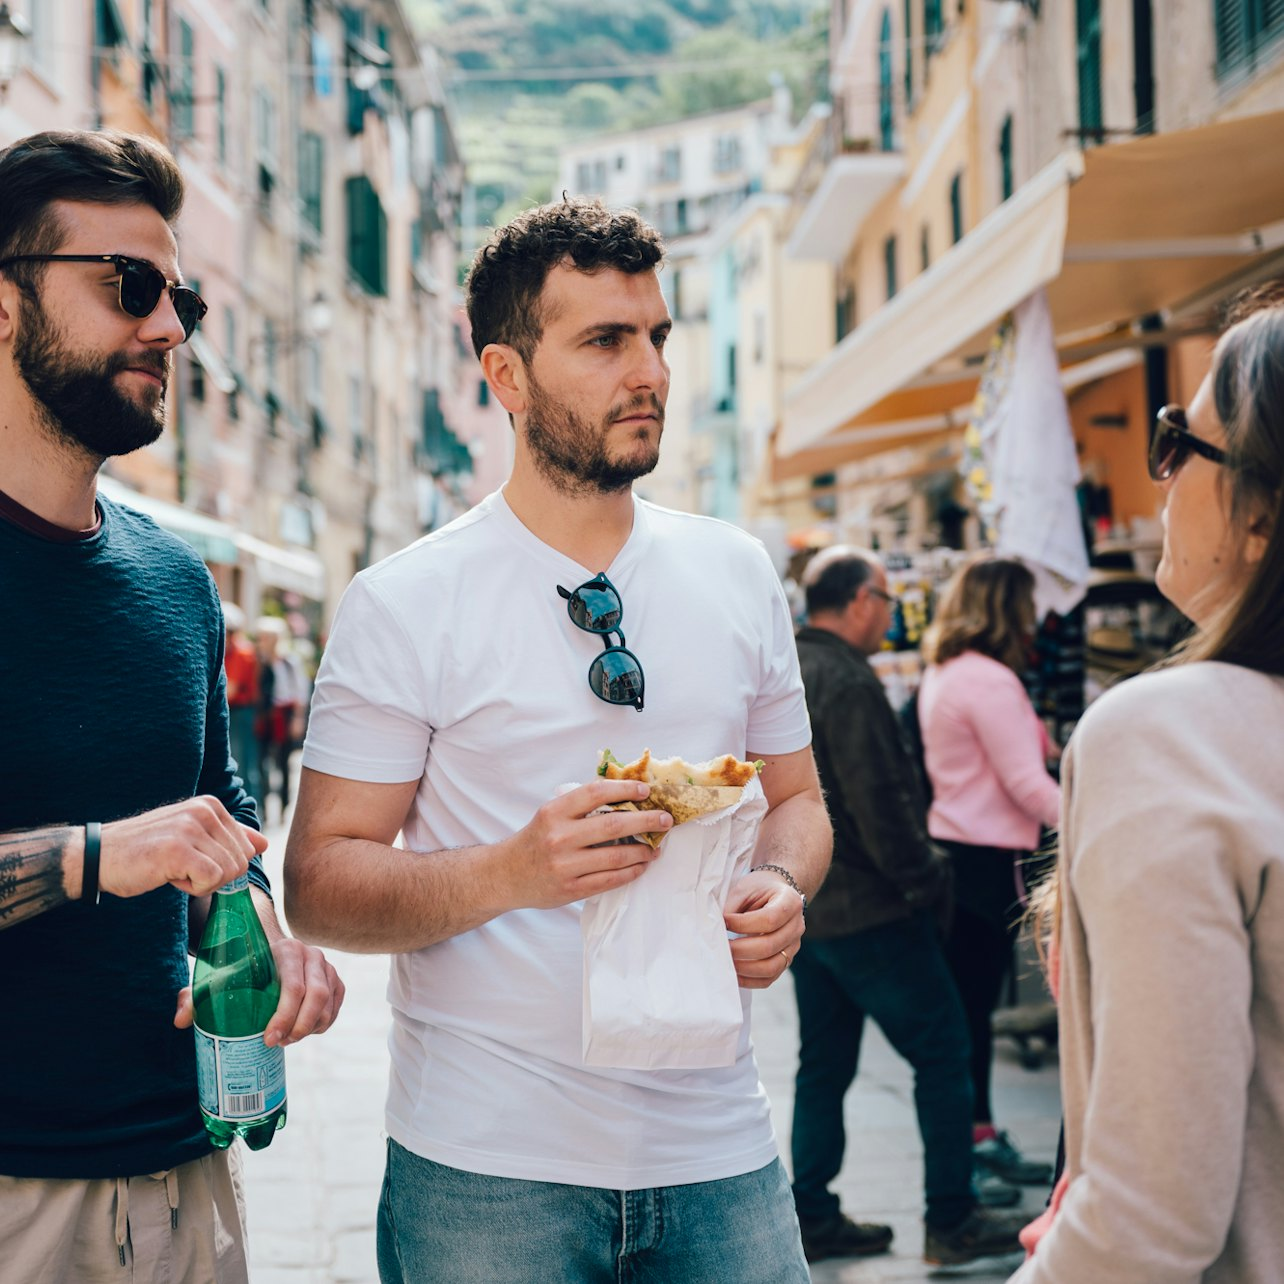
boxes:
[999,114,1013,201]
[1215,0,1248,74]
[300,133,323,236]
[950,171,964,243]
[1076,0,1103,140]
[1217,0,1284,77]
[342,7,369,134]
[903,0,913,108]
[346,176,387,295]
[216,67,227,164]
[175,19,195,137]
[879,8,894,150]
[373,196,387,294]
[924,0,943,53]
[884,235,898,300]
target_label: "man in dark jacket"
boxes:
[790,547,1028,1268]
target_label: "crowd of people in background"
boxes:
[221,607,314,824]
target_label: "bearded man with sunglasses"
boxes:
[0,130,345,1282]
[286,198,833,1283]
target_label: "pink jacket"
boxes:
[919,651,1060,851]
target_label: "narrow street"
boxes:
[246,810,1060,1284]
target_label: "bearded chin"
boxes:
[525,390,660,496]
[14,305,167,458]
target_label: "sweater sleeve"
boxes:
[1011,696,1256,1282]
[967,662,1061,829]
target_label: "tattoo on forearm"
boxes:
[0,828,75,929]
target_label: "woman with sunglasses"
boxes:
[916,554,1060,1192]
[1012,307,1284,1281]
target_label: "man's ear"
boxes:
[0,274,19,345]
[479,343,527,417]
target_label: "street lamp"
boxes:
[0,3,31,101]
[251,291,334,356]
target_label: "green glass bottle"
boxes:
[192,872,287,1150]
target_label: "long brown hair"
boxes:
[1032,305,1284,967]
[1176,307,1284,676]
[921,554,1035,673]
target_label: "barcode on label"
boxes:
[227,1092,264,1114]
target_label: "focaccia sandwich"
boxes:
[596,748,764,847]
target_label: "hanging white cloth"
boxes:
[989,288,1090,616]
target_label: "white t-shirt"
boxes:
[302,489,811,1189]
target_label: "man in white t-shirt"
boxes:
[284,198,834,1283]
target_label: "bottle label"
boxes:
[215,873,251,894]
[194,1028,286,1121]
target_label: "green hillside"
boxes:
[404,0,829,229]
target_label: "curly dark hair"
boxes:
[0,129,185,296]
[464,198,665,361]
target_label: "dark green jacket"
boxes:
[796,626,949,939]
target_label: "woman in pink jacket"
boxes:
[918,555,1060,1188]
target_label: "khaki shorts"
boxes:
[0,1146,248,1284]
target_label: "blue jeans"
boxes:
[376,1141,810,1283]
[789,911,976,1229]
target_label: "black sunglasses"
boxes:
[1149,405,1228,482]
[557,573,645,712]
[0,253,208,341]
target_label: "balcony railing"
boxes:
[789,101,888,231]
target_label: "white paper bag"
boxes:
[580,774,768,1069]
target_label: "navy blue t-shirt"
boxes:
[0,493,266,1178]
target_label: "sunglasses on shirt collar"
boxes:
[557,573,646,712]
[0,253,208,341]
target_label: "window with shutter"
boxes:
[299,134,324,237]
[346,176,387,296]
[879,9,895,150]
[903,0,914,109]
[999,114,1013,201]
[950,171,964,243]
[1076,0,1103,142]
[174,19,195,138]
[216,67,228,165]
[343,7,370,134]
[925,0,944,54]
[1215,0,1284,77]
[884,235,898,300]
[1215,0,1248,73]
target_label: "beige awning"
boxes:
[235,532,327,600]
[775,109,1284,476]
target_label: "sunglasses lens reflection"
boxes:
[570,584,622,633]
[590,650,643,706]
[172,289,205,339]
[1150,426,1184,481]
[118,261,165,318]
[117,260,205,338]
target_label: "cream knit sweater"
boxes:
[1012,661,1284,1283]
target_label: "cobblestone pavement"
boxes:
[246,813,1060,1283]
